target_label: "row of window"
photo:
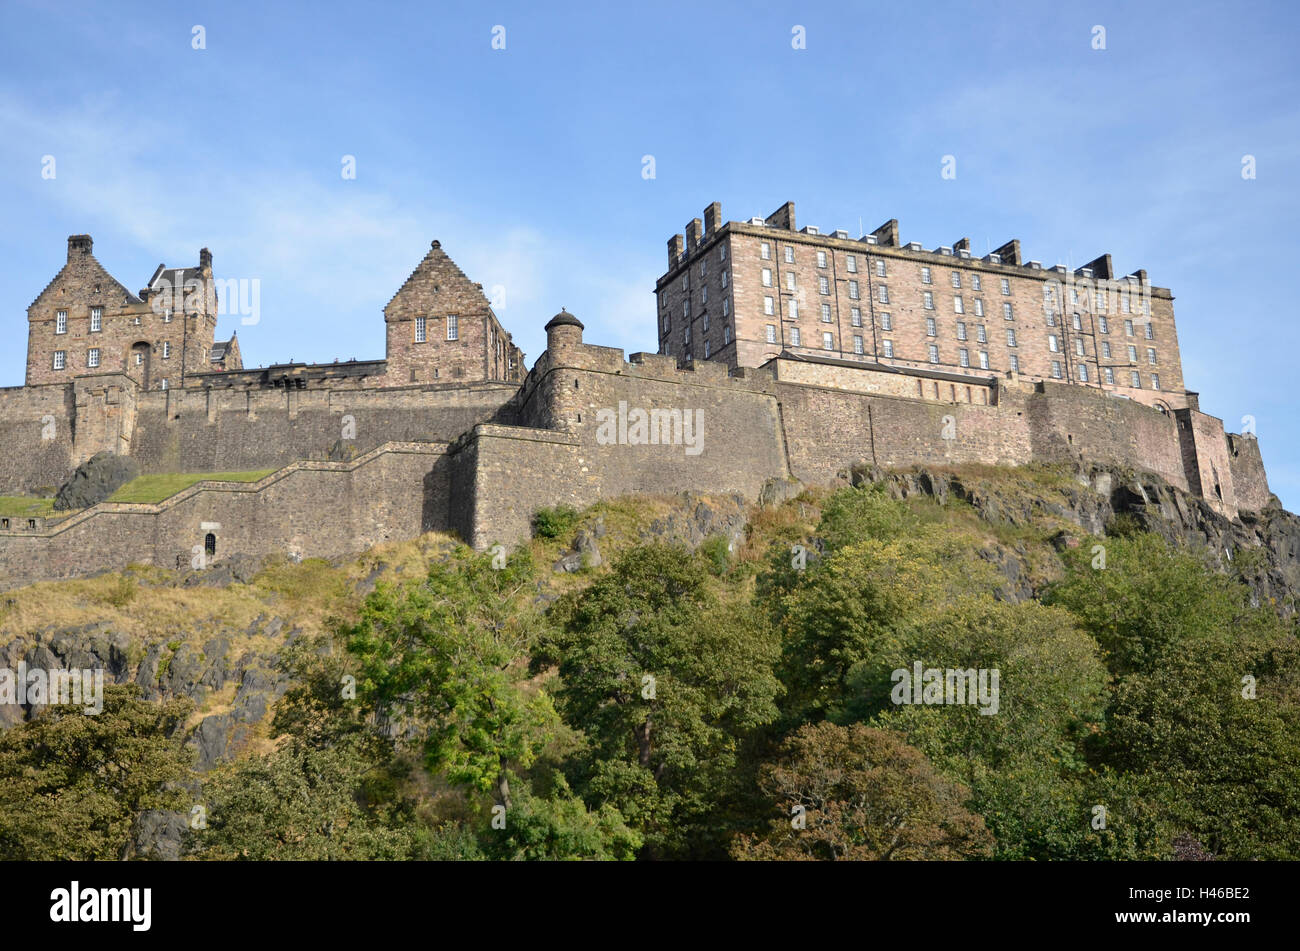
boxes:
[1045,284,1151,315]
[413,315,459,342]
[50,342,175,371]
[53,307,181,334]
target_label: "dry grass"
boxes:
[108,470,276,504]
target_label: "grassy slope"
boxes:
[108,470,277,503]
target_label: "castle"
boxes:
[0,202,1270,590]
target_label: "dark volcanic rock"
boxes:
[53,451,140,510]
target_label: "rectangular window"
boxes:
[921,267,932,284]
[720,244,727,262]
[786,271,796,291]
[1009,354,1020,373]
[823,332,834,350]
[1002,302,1012,319]
[1125,319,1134,336]
[724,324,731,344]
[764,296,774,315]
[1102,341,1112,358]
[1006,328,1017,347]
[852,307,863,328]
[924,291,934,310]
[447,315,459,340]
[87,348,100,368]
[850,280,862,300]
[1127,345,1137,362]
[821,303,832,322]
[762,268,772,287]
[723,298,730,317]
[761,242,771,260]
[974,298,984,317]
[977,325,987,344]
[1095,288,1106,312]
[163,341,171,359]
[1147,347,1157,364]
[817,250,827,268]
[1046,311,1057,327]
[1075,338,1085,356]
[1131,370,1141,387]
[979,351,989,369]
[877,284,888,304]
[766,324,777,343]
[951,271,962,289]
[972,274,982,291]
[789,300,799,319]
[56,311,67,334]
[1152,373,1160,390]
[163,309,173,323]
[883,339,894,357]
[957,321,967,341]
[791,326,801,346]
[1072,313,1082,330]
[90,307,102,332]
[683,300,690,318]
[1104,366,1115,384]
[53,350,66,370]
[853,335,863,354]
[959,348,970,367]
[722,270,729,288]
[703,312,710,332]
[1122,295,1131,314]
[846,254,857,273]
[784,246,794,263]
[876,259,886,278]
[1000,278,1010,295]
[1070,287,1079,306]
[1079,364,1090,382]
[953,296,964,314]
[926,317,937,337]
[1051,361,1062,379]
[701,286,708,304]
[819,276,830,295]
[1099,316,1109,333]
[1145,322,1154,340]
[1049,335,1060,352]
[700,260,707,279]
[928,344,939,364]
[879,312,891,330]
[415,316,427,342]
[704,340,711,359]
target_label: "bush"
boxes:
[532,505,579,539]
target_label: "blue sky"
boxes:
[1,1,1297,506]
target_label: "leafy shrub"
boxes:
[532,505,579,539]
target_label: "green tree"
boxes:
[347,546,557,810]
[732,722,993,860]
[0,685,192,860]
[541,544,782,857]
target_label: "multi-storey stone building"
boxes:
[657,201,1187,414]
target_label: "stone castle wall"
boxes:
[0,318,1274,590]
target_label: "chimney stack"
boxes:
[67,234,92,261]
[992,239,1021,266]
[764,201,796,231]
[668,234,684,269]
[871,219,899,247]
[199,247,213,271]
[702,202,722,236]
[685,218,702,253]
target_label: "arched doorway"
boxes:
[204,533,216,559]
[130,342,151,389]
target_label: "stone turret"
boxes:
[544,308,584,354]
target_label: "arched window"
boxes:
[204,533,216,558]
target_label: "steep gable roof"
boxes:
[29,248,141,310]
[383,239,492,315]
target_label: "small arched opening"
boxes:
[204,533,216,559]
